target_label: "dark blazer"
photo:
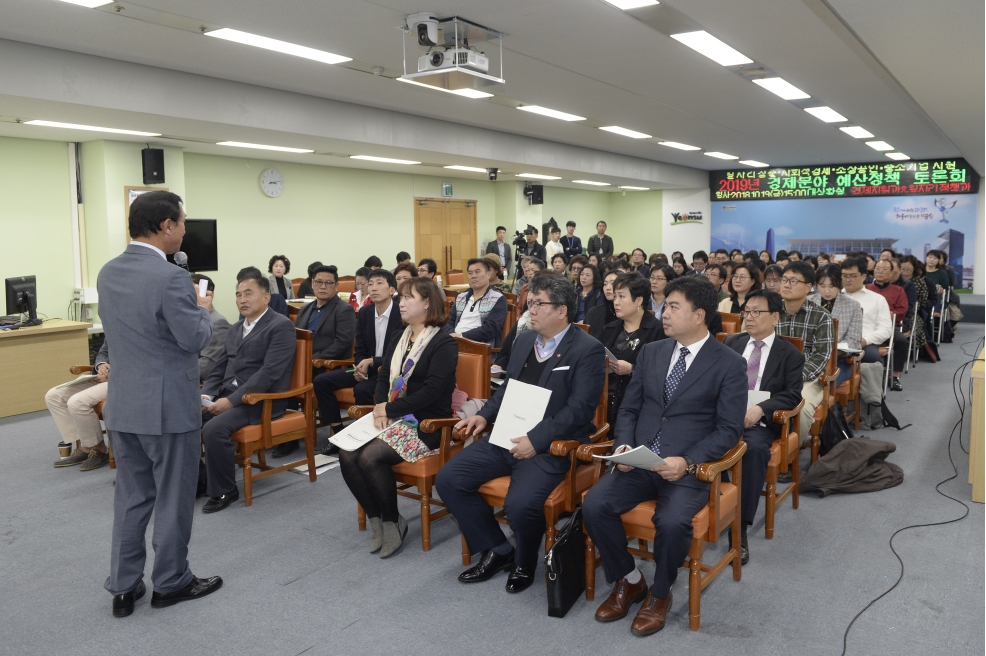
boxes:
[355,297,404,369]
[600,311,666,361]
[634,263,651,279]
[560,234,583,258]
[613,335,747,489]
[202,309,297,421]
[485,239,512,274]
[295,295,356,360]
[522,241,547,264]
[375,330,458,450]
[268,293,290,318]
[724,333,805,436]
[199,308,230,381]
[479,325,606,475]
[585,302,616,339]
[587,234,614,258]
[577,287,604,321]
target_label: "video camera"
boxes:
[511,225,537,249]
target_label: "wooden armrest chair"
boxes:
[454,354,609,565]
[835,354,862,430]
[445,288,459,302]
[804,317,839,462]
[719,311,741,335]
[764,399,804,539]
[227,328,317,506]
[337,275,355,294]
[577,439,747,631]
[68,364,114,469]
[445,270,465,285]
[348,336,492,551]
[503,292,517,304]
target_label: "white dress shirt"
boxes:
[373,299,393,358]
[845,287,892,346]
[666,331,711,379]
[130,240,166,259]
[741,332,775,391]
[243,308,268,338]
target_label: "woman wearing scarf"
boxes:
[338,277,458,558]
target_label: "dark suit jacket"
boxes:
[295,295,356,360]
[268,293,290,318]
[202,309,297,421]
[485,239,512,273]
[613,335,747,489]
[724,333,805,436]
[479,325,606,474]
[355,297,404,370]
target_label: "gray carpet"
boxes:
[1,331,983,655]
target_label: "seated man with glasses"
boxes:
[444,258,508,348]
[703,263,730,302]
[437,274,605,594]
[777,261,833,434]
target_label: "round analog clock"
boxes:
[259,168,284,197]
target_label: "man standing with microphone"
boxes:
[97,191,222,618]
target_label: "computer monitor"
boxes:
[165,219,218,272]
[4,275,42,325]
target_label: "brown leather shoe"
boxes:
[594,576,648,622]
[631,591,672,636]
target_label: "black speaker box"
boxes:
[530,184,543,205]
[142,148,165,184]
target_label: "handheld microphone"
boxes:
[174,251,189,271]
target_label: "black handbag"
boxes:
[819,402,854,457]
[544,504,585,618]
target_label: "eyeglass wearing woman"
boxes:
[648,264,676,321]
[719,262,761,314]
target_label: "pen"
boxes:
[345,368,355,373]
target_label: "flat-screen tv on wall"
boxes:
[168,219,218,272]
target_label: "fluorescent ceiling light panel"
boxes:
[658,141,701,151]
[572,180,611,186]
[704,152,739,160]
[752,77,810,100]
[840,126,874,139]
[885,152,910,161]
[517,105,586,122]
[739,160,769,167]
[599,126,652,139]
[444,165,488,172]
[396,78,493,99]
[515,173,561,180]
[24,120,160,137]
[56,0,112,7]
[351,155,420,165]
[205,28,351,65]
[619,186,650,190]
[865,141,894,151]
[603,1,660,10]
[216,141,313,153]
[804,106,847,122]
[670,31,753,67]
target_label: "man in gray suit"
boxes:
[97,190,222,618]
[190,274,230,381]
[200,275,297,512]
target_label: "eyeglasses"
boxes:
[527,300,561,312]
[650,276,667,282]
[731,275,750,281]
[841,273,861,280]
[312,280,336,287]
[740,309,772,318]
[780,277,805,286]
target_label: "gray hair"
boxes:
[528,273,577,322]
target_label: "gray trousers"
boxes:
[105,430,200,595]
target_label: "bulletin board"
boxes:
[123,186,168,246]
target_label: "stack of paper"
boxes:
[488,379,552,449]
[593,446,667,469]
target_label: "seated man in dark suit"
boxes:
[582,275,747,636]
[237,266,290,318]
[200,276,297,513]
[281,265,357,457]
[436,274,605,594]
[723,289,804,565]
[312,269,403,453]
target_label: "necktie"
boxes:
[747,340,764,391]
[650,346,690,455]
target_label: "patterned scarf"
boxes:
[387,325,440,427]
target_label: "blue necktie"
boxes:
[650,346,690,456]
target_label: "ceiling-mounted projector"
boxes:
[418,48,489,74]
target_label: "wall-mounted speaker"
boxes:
[142,148,165,184]
[524,182,544,205]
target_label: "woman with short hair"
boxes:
[647,264,676,321]
[348,267,373,311]
[267,255,295,299]
[718,261,761,314]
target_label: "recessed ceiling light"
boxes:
[752,77,810,100]
[515,173,561,180]
[396,78,493,99]
[216,141,313,153]
[602,1,660,10]
[670,31,753,67]
[865,141,894,151]
[56,0,112,7]
[351,155,420,165]
[885,152,910,161]
[572,180,611,186]
[599,126,653,139]
[658,141,701,151]
[739,160,769,167]
[444,165,488,173]
[804,106,847,123]
[24,120,160,137]
[840,126,874,139]
[704,152,739,160]
[619,186,650,190]
[517,105,586,122]
[205,28,351,65]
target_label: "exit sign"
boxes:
[442,182,454,197]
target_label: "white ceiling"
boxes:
[0,0,981,178]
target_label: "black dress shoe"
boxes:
[319,441,340,457]
[505,565,535,593]
[151,576,223,608]
[890,377,903,392]
[272,440,299,458]
[729,528,750,566]
[458,549,515,583]
[202,488,239,513]
[112,580,145,618]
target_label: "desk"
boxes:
[0,320,91,418]
[444,284,470,293]
[970,350,984,503]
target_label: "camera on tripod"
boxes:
[511,225,536,249]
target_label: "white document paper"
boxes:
[291,454,339,475]
[201,396,214,408]
[328,413,389,451]
[56,374,95,389]
[197,279,208,297]
[747,390,771,409]
[488,379,552,450]
[593,446,667,469]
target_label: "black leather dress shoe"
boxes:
[729,528,750,566]
[319,442,340,457]
[151,576,223,608]
[202,488,239,513]
[112,580,145,618]
[458,549,514,583]
[890,377,903,392]
[272,440,299,458]
[505,565,535,593]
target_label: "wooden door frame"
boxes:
[413,197,478,271]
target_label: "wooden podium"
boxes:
[0,320,90,418]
